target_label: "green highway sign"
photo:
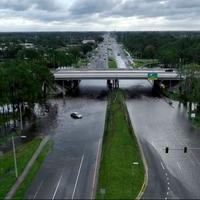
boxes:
[148,73,158,80]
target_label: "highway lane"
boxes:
[26,88,107,199]
[113,37,200,199]
[126,82,200,199]
[25,37,109,199]
[26,34,200,199]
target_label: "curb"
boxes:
[125,102,149,200]
[91,99,109,199]
[91,139,103,199]
[5,136,50,199]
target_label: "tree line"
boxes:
[116,32,200,67]
[116,32,200,120]
[0,60,54,122]
[180,64,200,114]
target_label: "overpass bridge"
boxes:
[54,69,180,81]
[53,68,180,91]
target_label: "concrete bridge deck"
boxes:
[53,69,180,81]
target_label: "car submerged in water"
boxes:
[70,112,83,119]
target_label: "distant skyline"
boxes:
[0,0,200,32]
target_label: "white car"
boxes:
[70,112,83,119]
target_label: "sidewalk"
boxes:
[5,136,50,199]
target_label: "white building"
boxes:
[82,40,95,45]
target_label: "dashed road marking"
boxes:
[52,171,64,200]
[33,180,43,200]
[177,162,181,170]
[161,162,165,170]
[151,141,156,149]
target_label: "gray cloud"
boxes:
[0,0,199,30]
[69,0,200,20]
[102,0,200,20]
[0,0,60,11]
[69,0,118,16]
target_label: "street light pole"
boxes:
[12,136,18,178]
[12,135,27,178]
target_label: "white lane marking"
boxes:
[161,162,165,170]
[167,187,170,191]
[177,162,181,170]
[151,141,156,149]
[165,197,167,200]
[167,182,170,185]
[33,180,44,200]
[165,173,168,177]
[167,176,169,180]
[167,191,169,195]
[52,172,64,200]
[72,154,84,200]
[91,140,101,199]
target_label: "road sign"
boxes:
[148,73,158,80]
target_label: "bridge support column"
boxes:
[62,80,65,97]
[107,79,119,90]
[66,80,80,93]
[113,79,119,89]
[152,80,162,94]
[107,80,112,90]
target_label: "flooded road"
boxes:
[26,80,108,199]
[126,80,200,199]
[26,35,200,199]
[113,36,200,199]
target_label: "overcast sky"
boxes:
[0,0,199,32]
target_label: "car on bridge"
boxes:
[165,69,173,72]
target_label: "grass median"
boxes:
[96,90,144,199]
[13,140,53,199]
[108,58,117,69]
[132,59,158,68]
[0,138,42,199]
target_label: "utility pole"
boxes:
[12,136,18,178]
[12,135,27,178]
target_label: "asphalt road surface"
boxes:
[26,34,200,199]
[112,37,200,199]
[126,81,200,199]
[113,38,200,199]
[25,38,109,199]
